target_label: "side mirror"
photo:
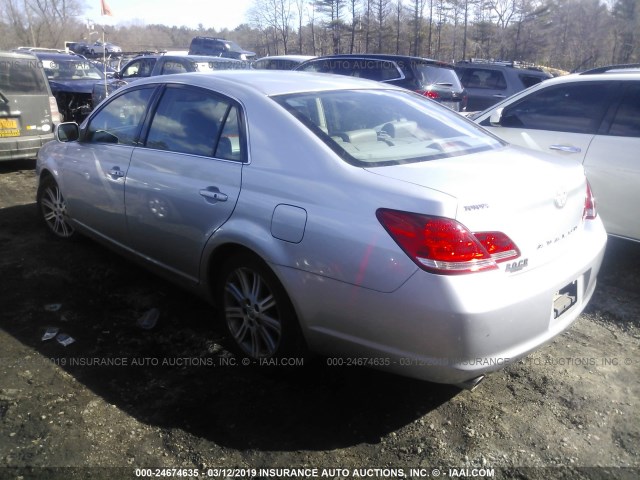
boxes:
[55,122,79,142]
[489,107,504,126]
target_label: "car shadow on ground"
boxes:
[0,203,460,452]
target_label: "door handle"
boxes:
[199,187,228,202]
[549,145,581,153]
[492,94,506,98]
[108,167,125,178]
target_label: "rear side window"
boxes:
[608,83,640,137]
[500,82,617,134]
[298,58,402,82]
[145,85,245,161]
[460,68,507,89]
[519,74,547,89]
[0,57,49,94]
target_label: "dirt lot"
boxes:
[0,160,638,480]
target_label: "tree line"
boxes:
[1,0,637,72]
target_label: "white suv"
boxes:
[473,66,640,242]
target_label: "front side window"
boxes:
[145,85,245,160]
[121,59,156,79]
[273,89,503,167]
[85,87,155,145]
[500,81,616,134]
[519,73,547,89]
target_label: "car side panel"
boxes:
[482,126,593,164]
[62,143,133,244]
[583,135,640,241]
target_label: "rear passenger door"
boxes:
[458,67,510,111]
[125,84,245,282]
[583,81,640,240]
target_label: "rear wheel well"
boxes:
[208,244,265,294]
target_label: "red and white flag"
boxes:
[101,0,113,16]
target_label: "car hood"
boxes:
[365,145,590,267]
[49,79,103,94]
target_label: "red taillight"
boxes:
[376,209,520,275]
[49,96,62,124]
[416,90,440,100]
[583,181,597,220]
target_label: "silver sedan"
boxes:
[36,71,607,389]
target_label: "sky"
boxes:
[85,0,253,31]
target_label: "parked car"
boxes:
[455,60,552,112]
[88,41,122,56]
[34,52,107,122]
[66,42,91,55]
[295,54,467,112]
[188,36,256,61]
[0,51,61,161]
[92,54,249,105]
[253,55,315,70]
[473,66,640,242]
[36,71,606,388]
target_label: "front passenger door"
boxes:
[62,86,156,244]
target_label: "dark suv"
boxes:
[455,60,551,112]
[188,37,256,61]
[0,51,60,161]
[294,54,467,112]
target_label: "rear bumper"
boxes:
[276,218,608,385]
[0,134,54,161]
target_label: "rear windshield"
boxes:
[417,65,463,89]
[272,89,503,167]
[0,56,49,94]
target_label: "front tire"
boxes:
[37,176,76,240]
[217,253,304,360]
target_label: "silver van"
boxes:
[0,51,61,161]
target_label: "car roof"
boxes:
[33,52,86,61]
[256,55,315,61]
[306,53,453,67]
[127,70,399,97]
[1,50,42,60]
[537,71,640,85]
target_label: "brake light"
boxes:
[583,181,597,220]
[416,90,440,100]
[49,96,62,124]
[376,209,520,275]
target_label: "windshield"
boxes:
[272,89,503,167]
[40,59,104,81]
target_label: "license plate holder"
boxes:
[553,280,578,319]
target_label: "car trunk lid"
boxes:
[365,146,589,271]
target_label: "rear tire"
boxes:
[37,176,77,240]
[217,253,305,360]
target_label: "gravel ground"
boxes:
[0,159,638,480]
